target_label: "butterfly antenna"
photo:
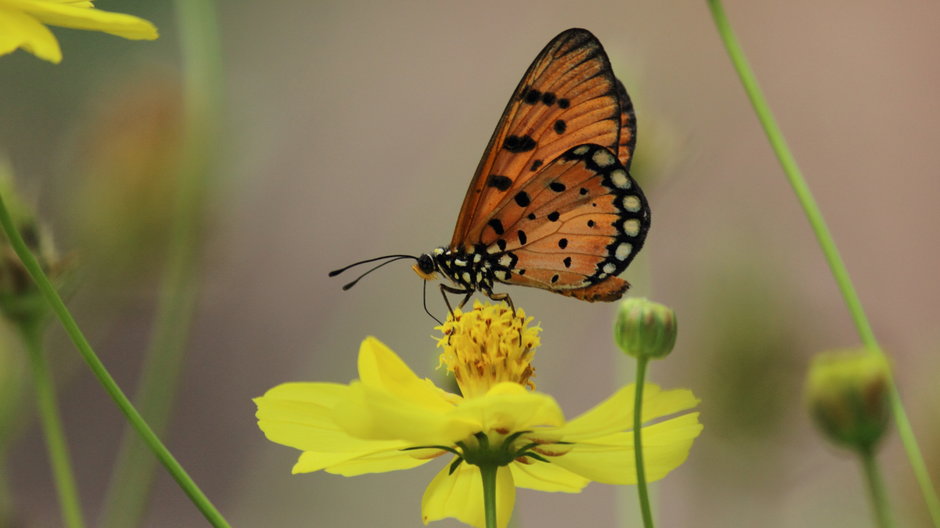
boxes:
[334,255,417,290]
[328,254,417,277]
[422,280,443,325]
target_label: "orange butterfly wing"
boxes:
[479,144,649,300]
[450,28,632,250]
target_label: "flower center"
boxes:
[436,302,541,398]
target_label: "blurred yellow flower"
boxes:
[0,0,158,63]
[256,304,702,528]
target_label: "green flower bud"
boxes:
[805,348,891,453]
[613,298,677,360]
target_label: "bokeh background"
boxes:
[1,1,939,526]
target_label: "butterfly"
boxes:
[331,28,650,317]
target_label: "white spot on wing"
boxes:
[603,262,617,274]
[592,149,614,167]
[610,169,630,189]
[615,242,633,260]
[622,195,642,212]
[494,270,508,281]
[573,145,590,155]
[622,219,641,236]
[473,253,482,263]
[462,272,472,283]
[498,255,512,268]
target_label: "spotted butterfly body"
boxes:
[335,28,650,311]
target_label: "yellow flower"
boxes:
[0,0,158,63]
[255,303,702,528]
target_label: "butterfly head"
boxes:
[412,253,438,281]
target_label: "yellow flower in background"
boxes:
[256,303,702,528]
[0,0,158,63]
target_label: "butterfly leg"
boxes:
[484,290,515,315]
[440,284,473,320]
[483,289,521,342]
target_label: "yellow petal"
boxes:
[559,384,699,440]
[421,462,515,528]
[255,382,367,452]
[0,6,61,62]
[358,336,456,413]
[5,0,157,39]
[450,382,565,432]
[296,447,440,476]
[509,459,589,493]
[333,381,480,446]
[552,412,702,484]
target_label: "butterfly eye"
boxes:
[413,254,437,280]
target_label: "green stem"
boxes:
[99,0,220,525]
[480,464,498,528]
[633,356,654,528]
[0,195,231,527]
[18,321,85,528]
[705,1,940,524]
[860,447,895,528]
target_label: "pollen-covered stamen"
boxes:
[436,301,541,398]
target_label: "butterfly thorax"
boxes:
[415,246,515,293]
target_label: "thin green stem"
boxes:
[0,194,231,528]
[19,322,85,528]
[633,356,654,528]
[861,447,895,528]
[99,0,221,525]
[480,464,498,528]
[706,1,940,524]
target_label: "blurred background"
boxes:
[1,0,938,526]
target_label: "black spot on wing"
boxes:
[542,92,556,105]
[553,120,566,134]
[523,88,542,104]
[503,135,536,153]
[549,182,566,192]
[530,159,543,172]
[517,230,528,245]
[514,191,531,207]
[487,218,505,235]
[486,174,512,191]
[547,211,560,222]
[558,238,568,249]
